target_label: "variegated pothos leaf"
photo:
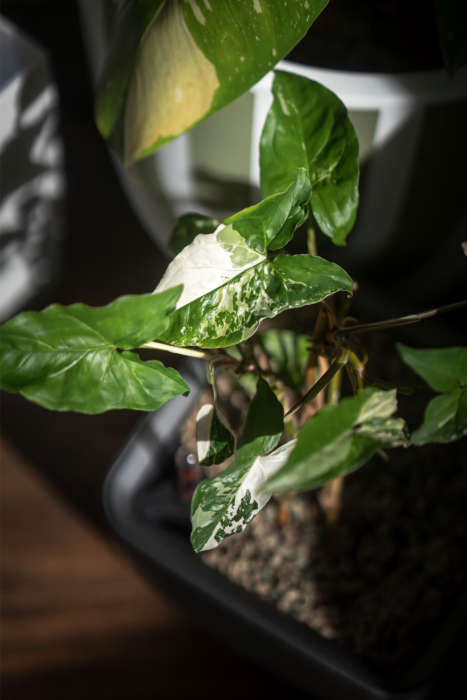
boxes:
[196,403,235,466]
[191,377,288,551]
[96,0,329,162]
[154,171,353,348]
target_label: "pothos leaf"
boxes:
[0,288,189,413]
[260,70,359,245]
[263,388,408,494]
[154,171,352,348]
[96,0,329,163]
[398,344,467,444]
[191,377,287,551]
[196,403,235,466]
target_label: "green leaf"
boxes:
[95,0,166,150]
[260,70,359,245]
[258,329,309,392]
[191,377,288,551]
[196,403,235,466]
[0,289,189,413]
[168,213,218,256]
[263,388,408,494]
[96,0,329,163]
[238,376,284,458]
[411,389,467,445]
[398,344,467,445]
[154,172,352,348]
[397,344,467,393]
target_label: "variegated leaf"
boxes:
[191,377,288,551]
[196,403,235,466]
[154,171,352,348]
[263,388,409,494]
[96,0,329,162]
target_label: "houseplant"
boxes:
[1,1,466,697]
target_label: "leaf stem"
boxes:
[338,299,467,336]
[141,341,212,360]
[285,349,349,418]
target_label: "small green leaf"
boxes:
[263,388,408,494]
[238,376,284,458]
[411,389,467,445]
[168,213,218,255]
[260,70,359,245]
[196,403,235,466]
[398,344,467,444]
[190,377,287,552]
[258,329,309,392]
[97,0,329,162]
[0,289,189,413]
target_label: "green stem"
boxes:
[339,299,467,336]
[141,340,212,360]
[285,349,349,419]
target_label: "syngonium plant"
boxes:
[1,0,466,553]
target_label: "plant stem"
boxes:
[307,215,317,256]
[322,359,344,526]
[141,341,212,359]
[285,348,349,419]
[339,299,467,336]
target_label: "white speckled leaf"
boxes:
[191,440,296,551]
[154,172,352,348]
[191,377,291,552]
[191,378,293,552]
[156,252,353,348]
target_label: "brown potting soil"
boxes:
[200,440,467,672]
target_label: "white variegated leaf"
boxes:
[154,172,353,348]
[196,403,235,466]
[190,439,296,552]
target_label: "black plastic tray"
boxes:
[103,361,466,700]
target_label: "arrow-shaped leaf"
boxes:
[97,0,329,162]
[263,388,408,494]
[0,288,189,413]
[260,70,359,245]
[154,172,352,348]
[398,344,467,444]
[191,377,288,551]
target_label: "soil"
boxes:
[180,374,467,675]
[200,440,467,672]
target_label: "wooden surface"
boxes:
[1,439,311,700]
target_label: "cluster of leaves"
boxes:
[0,0,466,554]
